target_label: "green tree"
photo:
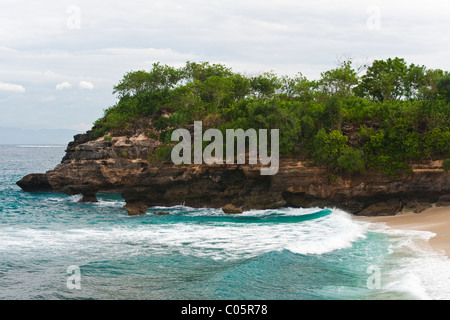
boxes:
[250,72,281,99]
[319,60,359,97]
[113,63,184,97]
[184,61,233,82]
[113,70,150,97]
[437,75,450,102]
[230,73,252,101]
[280,73,318,101]
[403,64,426,100]
[418,69,446,100]
[356,57,408,101]
[197,76,235,109]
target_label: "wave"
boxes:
[0,208,367,260]
[147,206,332,224]
[2,205,450,299]
[364,221,450,300]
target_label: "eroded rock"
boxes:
[124,202,148,216]
[16,131,450,218]
[16,173,53,192]
[222,204,243,214]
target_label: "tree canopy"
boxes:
[93,58,450,177]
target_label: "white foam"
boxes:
[68,194,83,202]
[0,208,367,261]
[2,206,450,299]
[94,199,126,208]
[366,221,450,300]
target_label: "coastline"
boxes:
[359,205,450,258]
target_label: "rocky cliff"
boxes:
[17,132,450,216]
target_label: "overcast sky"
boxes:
[1,0,449,132]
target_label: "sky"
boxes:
[1,0,450,132]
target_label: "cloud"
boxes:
[0,82,25,93]
[79,81,94,90]
[1,0,450,131]
[56,81,72,90]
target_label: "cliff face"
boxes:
[18,132,158,201]
[121,159,450,215]
[17,133,450,216]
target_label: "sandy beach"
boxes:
[361,206,450,258]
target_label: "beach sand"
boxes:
[360,206,450,258]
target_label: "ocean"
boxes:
[1,144,450,300]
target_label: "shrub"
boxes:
[153,117,169,131]
[337,148,365,174]
[148,144,174,164]
[313,129,349,168]
[443,159,450,172]
[423,127,450,159]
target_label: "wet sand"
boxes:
[361,206,450,258]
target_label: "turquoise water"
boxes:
[1,145,450,300]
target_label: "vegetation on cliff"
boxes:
[92,59,450,177]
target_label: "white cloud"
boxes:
[0,82,25,93]
[79,81,94,90]
[1,0,450,130]
[56,81,72,90]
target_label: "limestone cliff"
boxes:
[16,132,450,216]
[121,159,450,215]
[18,131,158,201]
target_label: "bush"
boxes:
[153,117,169,131]
[443,159,450,172]
[148,144,174,164]
[313,129,349,168]
[337,148,365,174]
[437,75,450,102]
[423,127,450,159]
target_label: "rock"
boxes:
[61,185,98,203]
[402,201,433,213]
[16,129,450,218]
[40,133,158,200]
[359,199,403,216]
[120,160,450,216]
[222,204,243,214]
[154,211,170,216]
[16,174,53,192]
[124,202,148,216]
[436,194,450,207]
[79,194,99,203]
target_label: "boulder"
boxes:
[61,185,98,203]
[222,204,243,214]
[124,202,148,216]
[154,211,170,216]
[16,174,53,192]
[359,199,403,216]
